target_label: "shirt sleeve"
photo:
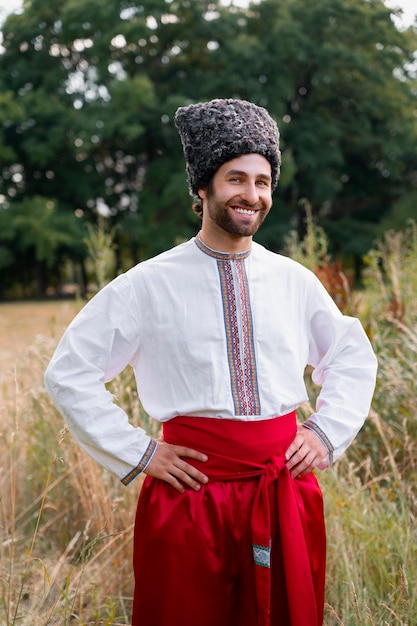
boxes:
[44,273,156,484]
[303,277,378,467]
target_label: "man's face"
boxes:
[199,154,273,242]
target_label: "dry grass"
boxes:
[0,300,80,379]
[0,300,144,625]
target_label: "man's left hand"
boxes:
[285,425,327,479]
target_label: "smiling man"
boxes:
[44,98,377,626]
[199,153,273,243]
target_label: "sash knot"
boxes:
[252,457,320,626]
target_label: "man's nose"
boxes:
[240,182,259,205]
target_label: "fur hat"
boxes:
[174,98,281,196]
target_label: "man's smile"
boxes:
[232,206,257,216]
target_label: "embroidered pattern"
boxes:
[121,439,157,486]
[194,234,259,415]
[236,261,260,414]
[253,542,271,568]
[303,420,334,465]
[195,234,250,261]
[217,259,260,416]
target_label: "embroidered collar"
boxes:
[194,233,252,261]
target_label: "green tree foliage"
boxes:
[245,0,417,255]
[0,0,416,296]
[0,196,85,297]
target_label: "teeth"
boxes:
[235,208,255,215]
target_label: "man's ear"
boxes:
[198,187,207,200]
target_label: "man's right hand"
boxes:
[144,440,209,493]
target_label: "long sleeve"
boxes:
[302,276,378,466]
[44,273,156,482]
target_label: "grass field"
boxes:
[1,298,142,626]
[0,300,80,378]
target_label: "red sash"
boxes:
[163,412,326,626]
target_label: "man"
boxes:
[45,98,377,626]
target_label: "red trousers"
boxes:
[132,412,326,626]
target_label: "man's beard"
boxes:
[205,194,269,238]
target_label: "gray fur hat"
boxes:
[174,98,281,196]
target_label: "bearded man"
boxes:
[45,98,377,626]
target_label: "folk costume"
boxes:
[45,99,378,626]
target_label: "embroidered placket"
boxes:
[217,258,260,416]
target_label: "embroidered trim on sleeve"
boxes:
[121,439,157,486]
[302,420,334,466]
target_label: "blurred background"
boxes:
[0,0,416,299]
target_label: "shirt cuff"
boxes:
[302,419,334,467]
[121,439,158,486]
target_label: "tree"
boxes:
[0,0,416,296]
[0,196,85,297]
[244,0,417,260]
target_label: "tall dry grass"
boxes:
[287,215,417,624]
[0,219,416,624]
[0,328,149,625]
